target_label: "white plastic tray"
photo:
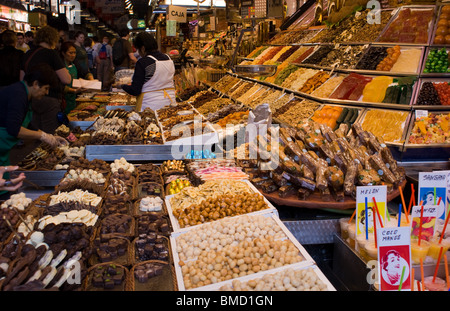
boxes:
[190,262,336,291]
[170,213,316,291]
[165,180,279,233]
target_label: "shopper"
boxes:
[73,31,89,76]
[84,37,95,76]
[0,64,68,198]
[0,30,24,87]
[113,29,137,72]
[20,25,72,134]
[15,32,29,53]
[91,36,100,79]
[24,31,34,49]
[95,36,113,91]
[121,32,175,111]
[60,41,93,114]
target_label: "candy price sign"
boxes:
[410,205,439,241]
[377,227,411,291]
[418,171,447,220]
[356,185,387,236]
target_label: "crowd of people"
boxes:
[0,23,177,197]
[0,25,148,199]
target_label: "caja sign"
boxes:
[166,5,187,23]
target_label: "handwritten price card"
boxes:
[356,186,387,235]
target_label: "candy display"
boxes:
[360,109,409,143]
[415,82,443,106]
[317,45,367,69]
[378,7,434,44]
[174,214,305,289]
[219,267,329,291]
[172,192,270,228]
[8,1,450,293]
[408,112,450,144]
[311,106,359,131]
[381,77,415,106]
[277,99,320,127]
[423,48,450,74]
[329,73,373,101]
[433,5,450,44]
[89,264,126,289]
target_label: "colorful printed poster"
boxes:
[377,227,411,291]
[356,186,387,235]
[434,170,450,218]
[410,205,439,241]
[418,172,447,220]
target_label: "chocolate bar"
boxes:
[297,188,312,200]
[278,185,297,198]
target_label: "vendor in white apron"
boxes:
[121,32,175,112]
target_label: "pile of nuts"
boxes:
[219,267,328,291]
[175,214,304,289]
[173,193,269,228]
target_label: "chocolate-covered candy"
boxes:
[134,262,165,283]
[91,264,125,289]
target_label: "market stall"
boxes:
[1,0,450,292]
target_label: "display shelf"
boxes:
[401,109,450,160]
[255,179,406,211]
[333,233,450,291]
[189,262,336,291]
[85,144,192,161]
[375,5,437,46]
[15,170,66,187]
[356,108,413,146]
[420,46,450,77]
[430,4,450,46]
[412,78,450,110]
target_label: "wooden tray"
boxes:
[257,179,406,210]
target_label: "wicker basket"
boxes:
[126,260,177,291]
[101,198,133,218]
[132,197,167,217]
[107,174,138,201]
[137,182,165,200]
[131,235,172,265]
[83,262,130,291]
[56,172,110,196]
[97,213,136,241]
[134,213,172,238]
[89,235,134,267]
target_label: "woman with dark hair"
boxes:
[60,41,93,114]
[19,25,71,134]
[121,32,175,111]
